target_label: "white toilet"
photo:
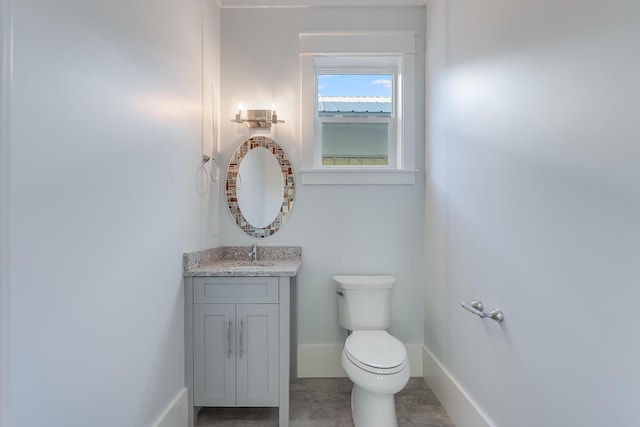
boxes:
[334,275,410,427]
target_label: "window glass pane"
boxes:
[317,74,392,118]
[318,74,392,97]
[321,122,388,166]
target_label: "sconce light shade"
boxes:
[232,109,284,128]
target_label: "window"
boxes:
[316,68,395,167]
[300,32,417,185]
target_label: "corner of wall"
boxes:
[422,345,493,427]
[150,388,188,427]
[0,1,12,425]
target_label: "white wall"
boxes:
[1,1,11,426]
[6,0,220,426]
[425,0,640,425]
[219,6,426,376]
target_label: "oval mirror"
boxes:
[226,136,295,238]
[236,147,283,228]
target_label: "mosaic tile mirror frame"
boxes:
[225,136,295,238]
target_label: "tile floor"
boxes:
[196,377,455,426]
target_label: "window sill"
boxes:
[299,169,417,185]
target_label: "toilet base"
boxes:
[351,384,398,427]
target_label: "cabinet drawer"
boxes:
[193,277,279,303]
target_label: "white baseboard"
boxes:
[297,343,423,378]
[298,344,345,377]
[422,345,494,427]
[151,387,188,427]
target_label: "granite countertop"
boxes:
[183,246,302,277]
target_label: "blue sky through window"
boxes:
[317,74,392,97]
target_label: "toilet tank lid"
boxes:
[333,275,396,289]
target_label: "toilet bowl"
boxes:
[333,275,410,427]
[341,331,410,427]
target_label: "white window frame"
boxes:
[300,31,417,185]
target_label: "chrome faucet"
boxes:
[248,244,258,262]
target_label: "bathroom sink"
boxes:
[184,245,302,277]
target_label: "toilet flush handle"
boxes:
[336,290,344,297]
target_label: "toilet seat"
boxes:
[344,331,407,375]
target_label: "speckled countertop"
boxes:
[183,246,302,277]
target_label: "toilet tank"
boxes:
[333,275,396,330]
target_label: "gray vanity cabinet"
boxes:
[193,302,278,407]
[185,274,293,427]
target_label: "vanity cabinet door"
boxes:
[194,304,236,407]
[236,304,279,407]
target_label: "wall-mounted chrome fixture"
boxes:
[462,299,504,323]
[232,109,284,128]
[202,154,219,182]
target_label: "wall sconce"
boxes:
[232,109,284,128]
